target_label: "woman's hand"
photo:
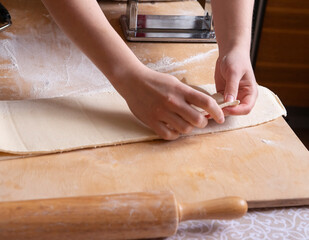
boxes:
[118,67,225,140]
[210,0,257,115]
[215,47,258,116]
[41,0,226,140]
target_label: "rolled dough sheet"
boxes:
[0,84,286,154]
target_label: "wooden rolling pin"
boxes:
[0,192,247,240]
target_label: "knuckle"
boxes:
[161,130,177,140]
[180,124,193,134]
[185,88,195,97]
[154,127,168,139]
[165,94,179,108]
[166,94,175,104]
[193,114,206,127]
[153,106,164,117]
[174,84,184,93]
[203,97,216,109]
[161,132,170,140]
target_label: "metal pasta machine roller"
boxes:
[120,0,216,42]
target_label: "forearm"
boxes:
[41,0,145,92]
[211,0,254,56]
[41,0,227,139]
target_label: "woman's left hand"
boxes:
[215,47,258,116]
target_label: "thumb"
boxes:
[220,56,242,102]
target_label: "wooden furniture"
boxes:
[255,0,309,107]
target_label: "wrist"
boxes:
[107,60,149,95]
[217,42,251,61]
[216,28,251,57]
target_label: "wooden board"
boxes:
[0,118,308,208]
[0,0,308,208]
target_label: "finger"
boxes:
[224,84,258,115]
[172,103,208,129]
[224,101,253,115]
[151,121,180,140]
[185,89,225,124]
[161,112,195,134]
[162,89,208,128]
[220,56,243,102]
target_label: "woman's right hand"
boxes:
[117,66,225,140]
[40,0,224,140]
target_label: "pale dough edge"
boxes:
[0,85,286,155]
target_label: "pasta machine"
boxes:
[120,0,216,42]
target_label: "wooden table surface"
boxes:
[0,0,308,209]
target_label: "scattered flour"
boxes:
[168,70,188,76]
[0,8,217,100]
[261,139,275,145]
[0,9,115,99]
[215,147,233,151]
[146,48,218,73]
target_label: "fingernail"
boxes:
[218,116,225,124]
[225,94,235,103]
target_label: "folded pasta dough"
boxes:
[0,85,286,154]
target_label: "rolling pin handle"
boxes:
[178,196,248,222]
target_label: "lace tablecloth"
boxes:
[167,207,309,239]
